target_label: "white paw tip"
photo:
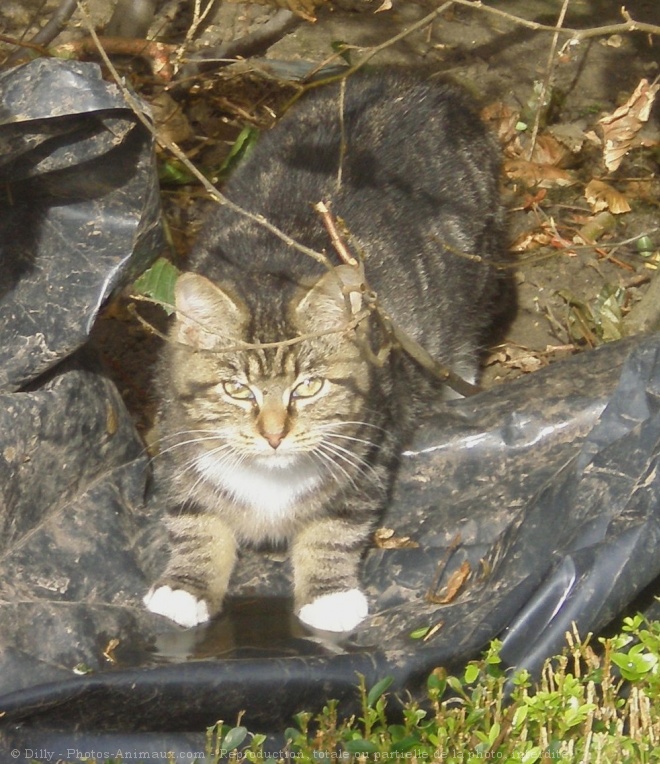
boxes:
[298,588,368,632]
[143,585,210,628]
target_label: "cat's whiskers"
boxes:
[309,444,357,487]
[156,435,229,460]
[319,440,375,473]
[179,445,251,509]
[315,420,387,435]
[315,440,377,485]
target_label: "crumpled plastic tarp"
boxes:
[0,57,163,391]
[1,58,659,763]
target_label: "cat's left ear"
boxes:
[295,265,364,330]
[174,273,247,350]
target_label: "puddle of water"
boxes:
[114,597,356,668]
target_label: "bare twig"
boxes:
[74,1,332,269]
[177,10,302,79]
[452,0,660,40]
[4,0,77,64]
[336,76,347,191]
[426,534,463,604]
[175,0,217,71]
[0,34,51,60]
[527,0,571,161]
[130,294,371,352]
[314,202,358,266]
[75,1,487,397]
[53,36,177,80]
[30,0,78,47]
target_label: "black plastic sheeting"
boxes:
[1,59,660,761]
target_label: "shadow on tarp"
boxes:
[0,57,659,763]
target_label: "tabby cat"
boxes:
[144,69,508,632]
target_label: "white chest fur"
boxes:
[195,452,322,533]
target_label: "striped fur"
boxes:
[145,70,507,632]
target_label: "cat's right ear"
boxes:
[174,273,247,350]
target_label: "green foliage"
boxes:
[131,256,181,313]
[201,613,660,764]
[158,125,259,186]
[215,125,260,182]
[558,283,627,345]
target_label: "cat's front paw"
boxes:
[298,588,368,632]
[143,585,210,628]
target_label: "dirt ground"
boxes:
[1,0,659,427]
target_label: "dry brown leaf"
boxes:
[625,178,660,202]
[433,560,470,604]
[504,159,575,188]
[548,122,590,153]
[502,346,545,373]
[509,228,553,252]
[584,179,631,214]
[374,527,419,549]
[598,78,660,172]
[481,102,521,151]
[148,92,194,145]
[528,133,571,167]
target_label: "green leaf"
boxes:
[427,671,446,695]
[390,735,422,754]
[284,727,300,743]
[222,726,248,752]
[131,257,180,314]
[410,626,431,640]
[464,664,480,684]
[158,158,197,185]
[217,126,259,180]
[367,676,393,708]
[344,738,380,755]
[512,705,528,729]
[611,650,658,681]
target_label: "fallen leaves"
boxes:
[504,159,575,188]
[373,527,419,549]
[598,77,660,172]
[426,560,471,605]
[488,77,659,199]
[584,180,631,215]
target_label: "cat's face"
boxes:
[164,268,381,482]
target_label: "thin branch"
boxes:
[527,0,571,161]
[130,294,372,354]
[314,202,358,267]
[0,33,51,58]
[4,0,77,64]
[177,10,302,80]
[75,0,486,398]
[453,0,660,39]
[53,36,177,80]
[31,0,78,46]
[174,0,217,71]
[74,1,332,271]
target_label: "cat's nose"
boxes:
[265,432,284,450]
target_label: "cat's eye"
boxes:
[292,377,325,399]
[222,381,255,400]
